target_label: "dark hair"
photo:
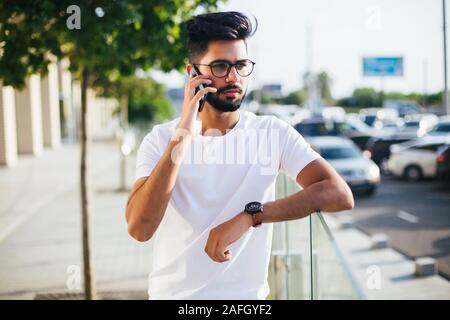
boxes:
[185,11,257,63]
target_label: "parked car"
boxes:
[319,106,346,121]
[360,108,399,129]
[383,99,419,117]
[427,117,450,137]
[436,144,450,182]
[308,136,380,195]
[395,113,439,138]
[379,118,405,134]
[387,137,450,181]
[294,117,379,150]
[259,104,302,125]
[365,135,414,171]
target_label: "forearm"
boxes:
[126,135,190,241]
[261,178,353,224]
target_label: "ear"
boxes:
[186,64,193,76]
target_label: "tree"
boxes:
[0,0,222,299]
[247,89,273,104]
[275,88,308,106]
[94,74,173,191]
[351,87,381,108]
[127,77,173,124]
[317,71,333,104]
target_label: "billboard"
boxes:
[363,57,404,76]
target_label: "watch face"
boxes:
[245,201,262,213]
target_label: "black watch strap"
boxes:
[244,202,264,227]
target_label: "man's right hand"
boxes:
[177,74,217,136]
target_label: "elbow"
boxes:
[126,210,154,242]
[128,223,153,242]
[325,178,354,212]
[339,183,354,211]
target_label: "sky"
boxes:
[150,0,447,99]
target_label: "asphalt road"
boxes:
[348,174,450,280]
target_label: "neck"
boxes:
[199,103,240,136]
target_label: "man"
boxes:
[125,11,354,300]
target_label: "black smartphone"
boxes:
[189,67,207,112]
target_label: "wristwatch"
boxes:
[244,201,264,227]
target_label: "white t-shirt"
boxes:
[134,109,320,300]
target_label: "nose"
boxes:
[226,65,241,83]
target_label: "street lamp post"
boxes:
[444,0,449,114]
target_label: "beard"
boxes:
[205,86,247,113]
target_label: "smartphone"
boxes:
[189,67,207,112]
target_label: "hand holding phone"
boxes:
[189,67,207,112]
[177,68,216,136]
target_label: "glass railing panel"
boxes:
[269,173,364,300]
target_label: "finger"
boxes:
[190,77,212,87]
[189,74,211,88]
[189,87,217,111]
[204,235,212,258]
[224,250,233,261]
[188,78,213,97]
[205,232,217,261]
[214,243,229,263]
[190,74,211,81]
[193,87,217,102]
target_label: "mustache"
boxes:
[216,85,243,94]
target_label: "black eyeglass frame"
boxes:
[193,59,256,78]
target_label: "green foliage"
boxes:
[0,0,223,89]
[337,87,381,108]
[274,88,307,106]
[337,87,443,109]
[247,89,273,104]
[127,77,174,123]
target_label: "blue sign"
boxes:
[363,57,403,76]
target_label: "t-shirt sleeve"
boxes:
[277,119,321,182]
[134,126,162,181]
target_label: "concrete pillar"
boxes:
[71,80,82,142]
[0,83,18,167]
[41,62,61,148]
[15,75,43,155]
[57,58,76,142]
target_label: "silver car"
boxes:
[308,136,380,195]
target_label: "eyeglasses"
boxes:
[194,59,256,78]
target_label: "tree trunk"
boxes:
[80,67,97,300]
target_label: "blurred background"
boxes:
[0,0,449,300]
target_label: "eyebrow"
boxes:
[209,59,250,64]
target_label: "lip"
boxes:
[222,89,241,97]
[223,91,239,98]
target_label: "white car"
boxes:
[396,113,439,138]
[427,117,450,138]
[387,137,450,181]
[308,136,380,195]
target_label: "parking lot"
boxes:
[347,174,450,280]
[256,104,450,281]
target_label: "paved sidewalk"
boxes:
[324,214,450,299]
[0,141,152,299]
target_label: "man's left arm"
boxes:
[260,157,354,223]
[204,157,354,262]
